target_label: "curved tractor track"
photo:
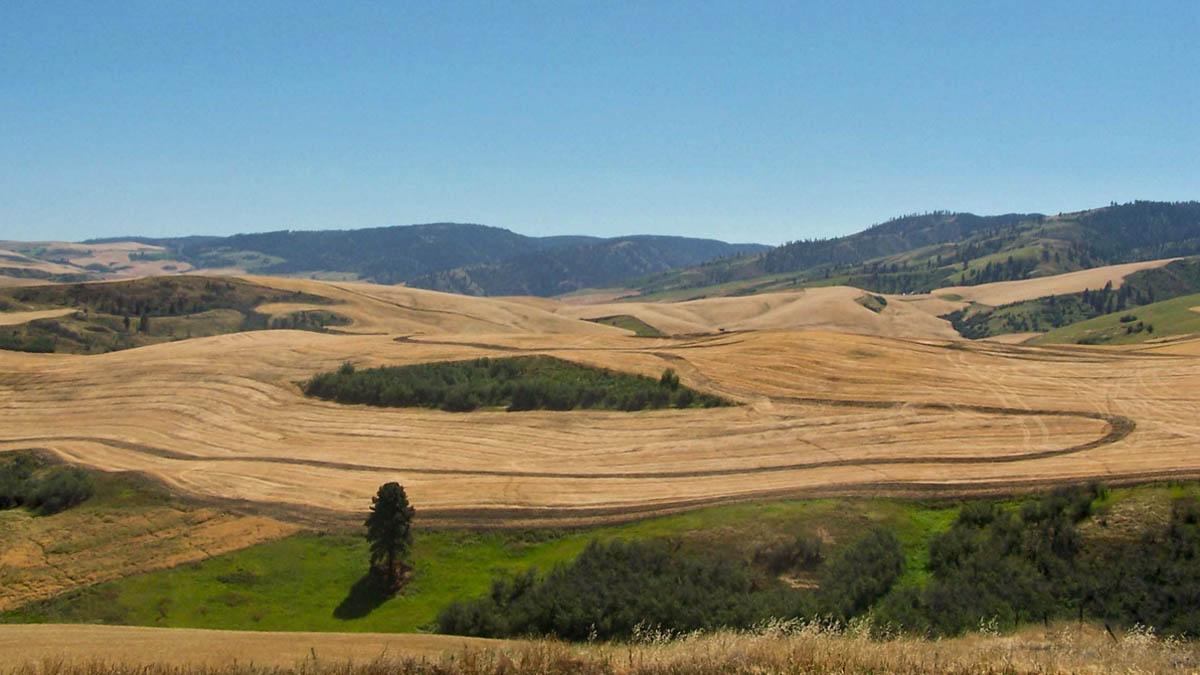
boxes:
[0,406,1134,480]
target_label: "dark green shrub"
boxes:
[659,368,680,390]
[25,466,94,515]
[0,457,93,515]
[437,539,802,640]
[755,534,824,574]
[817,528,904,621]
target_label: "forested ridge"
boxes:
[637,201,1200,298]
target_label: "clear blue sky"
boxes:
[2,1,1197,244]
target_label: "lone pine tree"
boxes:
[365,481,416,591]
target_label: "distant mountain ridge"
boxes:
[85,223,768,295]
[408,235,767,296]
[74,201,1200,300]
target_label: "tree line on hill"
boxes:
[6,276,329,319]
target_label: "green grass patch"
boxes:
[1,497,962,633]
[37,478,1200,638]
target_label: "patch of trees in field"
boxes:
[436,484,1200,641]
[438,539,798,639]
[304,357,729,413]
[0,454,93,515]
[267,309,351,331]
[876,484,1200,637]
[437,528,904,640]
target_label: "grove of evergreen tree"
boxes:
[303,357,729,413]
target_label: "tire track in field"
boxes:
[0,402,1132,481]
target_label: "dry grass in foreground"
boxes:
[5,623,1200,675]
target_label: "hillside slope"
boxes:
[558,286,958,339]
[638,201,1200,298]
[1033,292,1200,345]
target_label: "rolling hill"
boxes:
[3,271,1197,527]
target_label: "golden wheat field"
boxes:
[2,273,1199,527]
[3,622,1198,673]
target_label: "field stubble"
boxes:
[1,622,1198,674]
[0,276,1198,526]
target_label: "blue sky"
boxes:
[1,1,1197,244]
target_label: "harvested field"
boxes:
[0,624,501,667]
[0,308,75,326]
[0,242,197,280]
[556,285,959,339]
[0,277,47,289]
[979,332,1042,344]
[0,248,82,276]
[1,623,1197,673]
[928,257,1178,307]
[1,275,1198,526]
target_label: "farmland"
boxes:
[3,269,1200,669]
[1,273,1197,526]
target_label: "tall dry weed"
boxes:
[6,624,1199,675]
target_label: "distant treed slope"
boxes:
[1075,201,1200,262]
[165,223,599,283]
[636,212,1039,294]
[762,212,1036,274]
[638,201,1200,298]
[407,236,767,296]
[86,224,762,293]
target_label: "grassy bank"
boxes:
[2,497,960,633]
[0,454,296,614]
[8,477,1196,638]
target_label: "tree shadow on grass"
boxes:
[333,572,393,620]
